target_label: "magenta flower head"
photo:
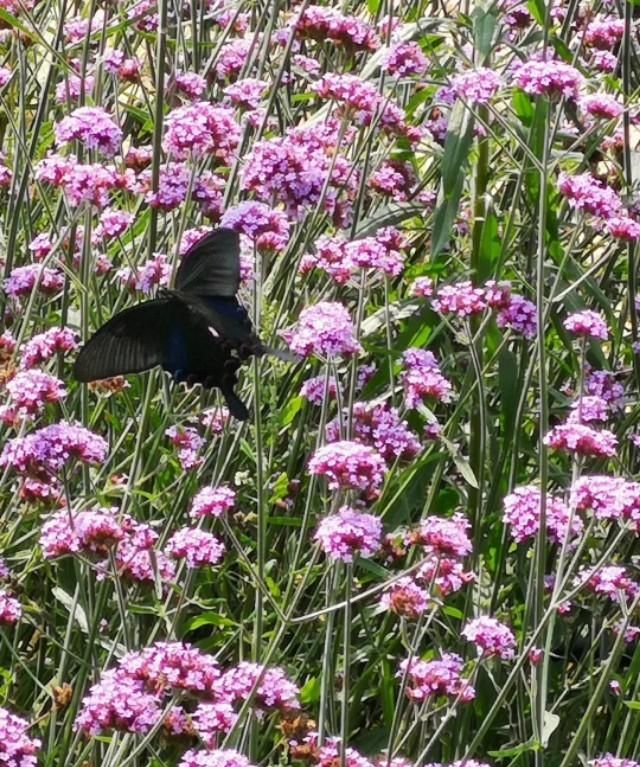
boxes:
[179,749,256,767]
[503,484,583,544]
[402,348,453,409]
[166,528,225,568]
[558,172,622,220]
[190,485,236,519]
[220,201,290,252]
[399,653,475,702]
[308,441,386,494]
[4,370,67,419]
[496,295,537,339]
[224,77,269,110]
[462,616,516,660]
[163,102,240,163]
[383,41,428,77]
[451,68,502,104]
[0,707,41,767]
[380,577,429,619]
[512,59,584,100]
[408,512,472,557]
[544,422,618,458]
[564,310,609,341]
[281,302,361,358]
[314,506,382,562]
[590,756,640,767]
[214,661,299,712]
[0,590,21,625]
[55,106,122,156]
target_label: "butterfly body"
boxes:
[73,229,269,420]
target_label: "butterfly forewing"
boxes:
[175,228,241,298]
[73,297,188,381]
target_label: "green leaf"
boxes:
[498,348,519,437]
[488,739,538,758]
[512,89,535,127]
[441,436,479,488]
[185,612,237,631]
[367,0,381,13]
[478,209,501,280]
[431,102,475,258]
[472,5,497,63]
[526,0,546,25]
[281,395,302,426]
[357,557,390,580]
[300,676,321,704]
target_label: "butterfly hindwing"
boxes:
[175,228,241,298]
[73,297,190,382]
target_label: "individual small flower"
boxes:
[432,282,487,317]
[452,68,502,103]
[165,426,204,471]
[399,653,475,702]
[512,59,584,100]
[173,71,207,100]
[0,707,41,767]
[4,370,67,418]
[224,78,269,110]
[564,310,608,341]
[214,662,300,712]
[402,349,453,408]
[544,422,618,458]
[408,513,472,557]
[282,302,361,358]
[95,208,134,240]
[383,41,428,77]
[462,616,516,660]
[314,506,382,562]
[308,442,386,494]
[380,577,429,618]
[0,559,9,579]
[4,264,65,299]
[503,484,583,544]
[0,590,21,625]
[163,103,240,163]
[55,73,95,103]
[0,66,12,88]
[220,201,290,251]
[55,106,122,156]
[496,295,537,339]
[179,748,256,767]
[166,528,225,568]
[190,485,236,519]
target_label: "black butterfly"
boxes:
[73,228,284,420]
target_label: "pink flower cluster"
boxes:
[224,78,268,110]
[308,441,386,495]
[220,201,290,252]
[0,421,108,476]
[503,484,583,544]
[166,527,225,568]
[55,106,122,156]
[282,302,361,358]
[0,707,41,767]
[399,653,475,702]
[19,327,78,369]
[1,370,67,422]
[451,68,502,103]
[77,642,299,737]
[462,616,516,660]
[180,749,255,767]
[564,310,609,341]
[173,71,207,100]
[0,590,21,625]
[296,5,379,51]
[4,264,65,299]
[512,59,584,100]
[117,252,170,294]
[190,485,236,519]
[35,153,131,208]
[383,42,428,77]
[401,348,453,409]
[299,228,407,283]
[544,422,618,458]
[242,122,358,222]
[166,426,205,471]
[325,402,421,464]
[380,577,429,618]
[577,565,639,604]
[314,506,382,562]
[408,513,473,557]
[163,103,240,163]
[40,506,125,559]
